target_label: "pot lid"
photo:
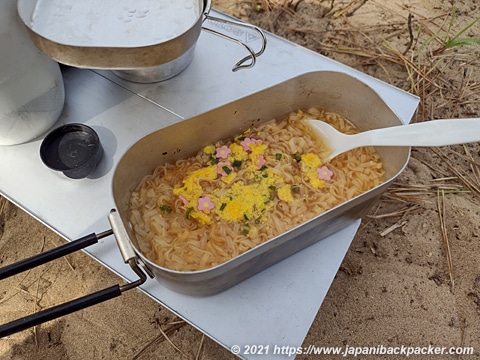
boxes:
[16,0,206,69]
[18,0,202,48]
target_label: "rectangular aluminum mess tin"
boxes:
[111,70,411,296]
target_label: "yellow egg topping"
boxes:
[170,132,333,233]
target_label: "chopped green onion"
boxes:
[186,207,194,219]
[232,160,242,167]
[242,223,250,235]
[260,165,268,171]
[292,152,302,162]
[220,203,227,211]
[275,153,282,160]
[269,185,277,191]
[222,165,232,175]
[159,204,172,213]
[292,185,300,193]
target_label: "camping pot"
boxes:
[17,0,267,83]
[0,71,410,337]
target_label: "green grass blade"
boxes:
[449,17,480,42]
[447,37,480,47]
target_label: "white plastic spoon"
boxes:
[307,118,480,162]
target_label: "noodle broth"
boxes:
[129,108,385,272]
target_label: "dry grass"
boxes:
[132,319,188,359]
[0,196,6,215]
[242,0,480,122]
[245,3,480,195]
[437,189,455,294]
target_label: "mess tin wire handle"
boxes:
[0,215,150,338]
[0,230,112,280]
[0,285,122,338]
[202,15,267,71]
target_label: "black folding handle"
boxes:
[0,285,122,338]
[0,230,113,280]
[0,229,148,338]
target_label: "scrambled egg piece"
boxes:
[249,142,267,158]
[173,165,217,201]
[173,165,218,224]
[221,171,237,184]
[217,173,276,223]
[228,143,248,162]
[300,153,325,189]
[189,209,212,224]
[278,184,294,202]
[203,145,215,155]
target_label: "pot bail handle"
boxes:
[0,225,150,337]
[0,259,148,338]
[0,230,112,280]
[202,15,267,71]
[0,285,122,338]
[108,209,155,280]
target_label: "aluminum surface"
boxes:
[0,10,419,359]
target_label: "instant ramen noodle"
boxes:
[129,108,384,271]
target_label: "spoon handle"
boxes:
[362,118,480,147]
